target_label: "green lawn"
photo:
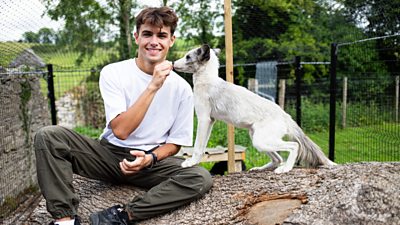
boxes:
[309,123,400,164]
[0,42,34,67]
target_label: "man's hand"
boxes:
[120,150,153,175]
[148,61,173,91]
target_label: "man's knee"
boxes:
[34,125,65,151]
[190,166,213,195]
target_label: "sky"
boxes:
[0,0,164,42]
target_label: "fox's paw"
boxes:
[274,165,292,174]
[250,162,278,171]
[181,157,200,168]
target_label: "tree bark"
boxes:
[25,175,145,224]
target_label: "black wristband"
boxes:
[150,152,158,164]
[146,152,158,168]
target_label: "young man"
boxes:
[34,7,212,225]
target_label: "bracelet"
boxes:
[146,152,158,169]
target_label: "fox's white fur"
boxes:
[173,44,336,173]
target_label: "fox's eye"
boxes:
[186,55,191,60]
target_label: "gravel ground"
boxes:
[4,162,399,225]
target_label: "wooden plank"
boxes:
[197,152,245,163]
[178,147,246,172]
[178,145,246,163]
[180,145,246,155]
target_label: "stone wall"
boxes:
[56,91,80,129]
[56,84,105,130]
[0,73,50,205]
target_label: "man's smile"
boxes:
[147,47,162,55]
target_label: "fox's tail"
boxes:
[288,119,336,167]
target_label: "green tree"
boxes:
[339,0,399,36]
[42,0,137,64]
[106,0,138,60]
[231,0,326,84]
[338,0,400,75]
[232,0,321,62]
[22,28,57,44]
[173,0,223,46]
[38,28,57,44]
[230,0,392,87]
[22,31,39,43]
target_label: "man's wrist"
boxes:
[146,152,158,168]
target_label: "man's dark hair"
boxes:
[135,6,178,35]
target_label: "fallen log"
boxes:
[5,162,400,225]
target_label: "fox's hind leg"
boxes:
[254,139,298,173]
[249,125,283,171]
[272,141,299,173]
[250,151,283,171]
[250,123,298,173]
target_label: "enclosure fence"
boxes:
[331,34,400,163]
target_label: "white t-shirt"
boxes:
[99,58,194,151]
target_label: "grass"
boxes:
[309,123,400,164]
[41,48,118,70]
[0,42,34,67]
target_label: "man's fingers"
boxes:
[122,158,143,168]
[158,60,173,68]
[149,61,173,91]
[120,162,135,175]
[119,151,149,175]
[120,160,141,175]
[155,61,173,74]
[130,150,145,157]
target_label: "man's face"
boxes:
[134,22,175,65]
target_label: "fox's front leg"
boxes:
[181,116,214,167]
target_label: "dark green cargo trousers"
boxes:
[34,125,213,220]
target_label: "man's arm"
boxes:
[152,143,181,161]
[110,61,173,140]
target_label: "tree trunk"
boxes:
[118,0,133,60]
[24,175,145,224]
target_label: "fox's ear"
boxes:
[213,48,221,56]
[198,44,210,62]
